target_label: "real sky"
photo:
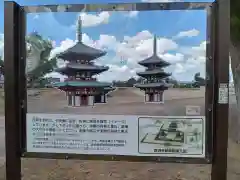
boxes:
[1,0,231,82]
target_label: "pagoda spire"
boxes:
[76,16,82,42]
[153,35,157,55]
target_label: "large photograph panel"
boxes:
[22,3,213,162]
[26,9,207,117]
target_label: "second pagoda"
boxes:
[135,35,171,104]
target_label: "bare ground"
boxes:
[0,87,239,180]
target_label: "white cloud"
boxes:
[174,63,186,74]
[0,28,207,82]
[33,12,110,38]
[123,30,152,45]
[78,12,110,27]
[48,31,180,81]
[125,11,139,18]
[43,29,206,82]
[33,14,39,19]
[174,29,200,39]
[96,34,118,50]
[49,33,99,60]
[97,64,138,82]
[160,53,184,64]
[171,41,206,81]
[49,38,75,60]
[179,41,206,58]
[117,30,178,61]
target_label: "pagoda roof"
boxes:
[56,16,106,61]
[138,55,170,67]
[54,81,112,88]
[134,82,170,88]
[138,35,170,67]
[57,42,107,61]
[137,69,171,77]
[56,63,109,74]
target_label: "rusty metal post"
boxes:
[211,0,230,179]
[4,1,25,180]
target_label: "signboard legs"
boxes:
[211,0,230,180]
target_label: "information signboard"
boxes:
[27,113,205,158]
[4,1,230,180]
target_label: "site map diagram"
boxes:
[138,117,205,156]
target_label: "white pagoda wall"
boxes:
[88,96,94,106]
[145,93,149,102]
[66,94,95,106]
[75,96,81,106]
[144,92,164,104]
[101,94,105,103]
[94,94,107,104]
[67,95,74,106]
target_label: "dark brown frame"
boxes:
[4,2,26,180]
[4,0,229,180]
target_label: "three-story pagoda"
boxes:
[135,35,171,103]
[54,16,113,106]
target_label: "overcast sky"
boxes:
[1,0,232,82]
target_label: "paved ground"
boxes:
[0,87,239,179]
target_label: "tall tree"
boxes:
[194,72,205,86]
[26,32,57,86]
[230,0,240,143]
[126,77,137,87]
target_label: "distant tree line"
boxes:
[112,77,141,87]
[111,72,205,88]
[194,72,205,86]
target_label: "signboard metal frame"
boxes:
[4,0,229,180]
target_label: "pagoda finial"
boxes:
[76,16,82,42]
[153,35,157,55]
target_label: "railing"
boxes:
[64,77,97,81]
[141,79,164,84]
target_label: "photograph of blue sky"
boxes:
[0,0,232,82]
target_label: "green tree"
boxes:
[26,32,57,87]
[194,72,205,86]
[230,0,240,143]
[167,76,178,86]
[126,77,137,87]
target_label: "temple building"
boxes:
[54,16,113,106]
[135,35,171,103]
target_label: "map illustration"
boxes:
[138,117,205,156]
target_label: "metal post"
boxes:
[204,2,216,162]
[18,2,27,155]
[211,0,230,179]
[4,1,24,180]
